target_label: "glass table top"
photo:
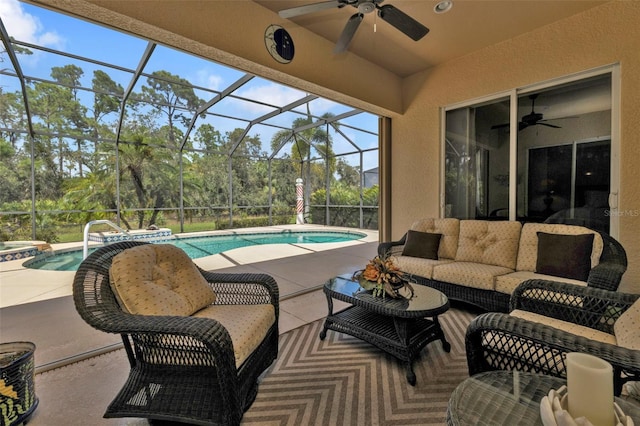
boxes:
[324,274,449,313]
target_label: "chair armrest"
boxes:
[465,312,640,395]
[199,271,279,312]
[509,279,638,332]
[378,233,407,257]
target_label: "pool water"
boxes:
[1,244,26,250]
[24,230,366,272]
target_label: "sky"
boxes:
[0,0,379,168]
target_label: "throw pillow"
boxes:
[402,230,442,260]
[614,298,640,350]
[535,232,594,281]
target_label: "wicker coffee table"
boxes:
[320,274,450,385]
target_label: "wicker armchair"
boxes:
[465,279,640,396]
[72,241,279,425]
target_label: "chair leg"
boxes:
[243,380,259,410]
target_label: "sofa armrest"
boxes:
[465,311,640,395]
[509,279,639,333]
[378,233,407,257]
[588,260,627,291]
[587,231,628,291]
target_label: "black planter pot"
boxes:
[0,342,38,426]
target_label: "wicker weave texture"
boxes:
[72,241,279,425]
[465,279,640,396]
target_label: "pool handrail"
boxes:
[83,220,131,259]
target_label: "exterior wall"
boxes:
[394,1,640,292]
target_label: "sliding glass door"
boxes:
[444,97,510,219]
[527,138,610,233]
[443,69,617,235]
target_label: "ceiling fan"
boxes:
[492,94,563,131]
[278,0,429,53]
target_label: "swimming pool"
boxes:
[23,230,367,271]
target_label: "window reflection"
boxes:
[444,74,612,234]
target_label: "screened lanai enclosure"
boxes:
[0,3,379,243]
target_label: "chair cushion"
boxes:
[536,232,594,281]
[614,299,640,350]
[511,310,616,345]
[401,230,442,259]
[110,244,216,316]
[193,304,275,367]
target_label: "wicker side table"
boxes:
[320,274,450,385]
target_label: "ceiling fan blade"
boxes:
[334,13,364,53]
[540,116,580,122]
[279,0,342,19]
[377,4,429,41]
[536,122,562,129]
[491,123,509,130]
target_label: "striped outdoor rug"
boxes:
[242,307,478,425]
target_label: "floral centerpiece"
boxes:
[353,253,414,299]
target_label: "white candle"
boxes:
[566,352,615,426]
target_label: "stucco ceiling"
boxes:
[255,0,608,77]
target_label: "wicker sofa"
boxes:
[465,279,640,396]
[73,241,279,425]
[378,218,627,312]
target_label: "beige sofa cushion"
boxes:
[394,256,454,280]
[614,299,640,350]
[495,271,587,295]
[432,261,513,291]
[455,220,522,269]
[410,218,460,260]
[193,304,275,367]
[516,223,603,272]
[110,244,216,316]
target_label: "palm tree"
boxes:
[270,105,338,221]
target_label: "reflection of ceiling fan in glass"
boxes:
[278,0,429,53]
[491,94,573,131]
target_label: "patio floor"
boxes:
[0,225,378,425]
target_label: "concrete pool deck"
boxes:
[0,225,379,425]
[1,224,378,362]
[1,224,378,364]
[0,224,377,308]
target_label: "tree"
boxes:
[50,65,90,177]
[336,158,360,187]
[270,108,338,221]
[140,70,202,148]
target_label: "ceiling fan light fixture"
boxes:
[358,1,376,14]
[434,0,453,14]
